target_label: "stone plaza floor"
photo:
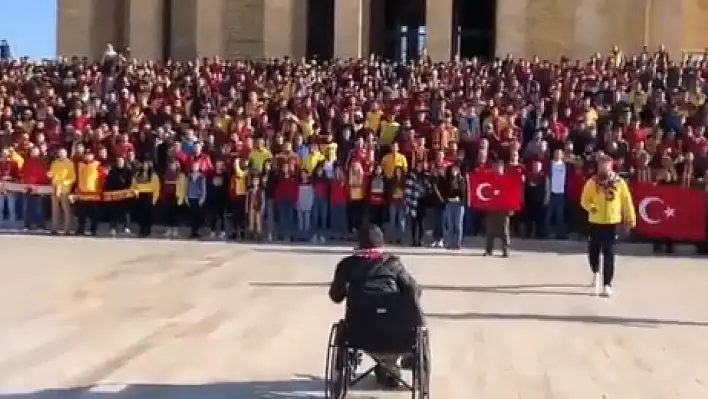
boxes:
[0,235,706,398]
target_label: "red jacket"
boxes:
[20,157,49,185]
[313,178,328,198]
[0,159,19,181]
[274,176,298,204]
[330,179,347,205]
[191,153,214,173]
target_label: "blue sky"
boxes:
[0,0,56,59]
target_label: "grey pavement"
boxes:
[0,236,706,398]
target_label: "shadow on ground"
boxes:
[250,282,708,329]
[250,281,596,297]
[0,375,381,399]
[424,311,708,328]
[246,237,705,258]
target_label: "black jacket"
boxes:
[103,166,133,191]
[329,253,421,313]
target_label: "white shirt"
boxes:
[549,161,566,194]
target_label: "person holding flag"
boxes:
[580,155,636,297]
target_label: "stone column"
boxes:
[127,0,164,60]
[334,0,366,58]
[57,0,94,58]
[264,0,306,59]
[495,0,528,58]
[425,0,453,61]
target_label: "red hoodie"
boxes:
[21,157,49,185]
[0,158,19,180]
[274,176,298,204]
[330,179,347,205]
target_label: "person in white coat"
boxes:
[296,170,314,241]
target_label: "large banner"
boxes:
[630,182,707,242]
[466,170,523,212]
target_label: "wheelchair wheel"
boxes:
[324,321,351,399]
[411,327,431,399]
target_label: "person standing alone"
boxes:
[580,155,636,297]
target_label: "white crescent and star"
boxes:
[638,196,675,225]
[475,182,500,202]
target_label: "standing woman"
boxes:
[386,166,407,244]
[580,155,636,297]
[184,162,207,239]
[347,162,366,234]
[161,160,186,238]
[296,169,314,241]
[206,160,229,239]
[311,164,329,242]
[367,164,387,229]
[442,163,467,249]
[132,161,160,238]
[229,157,248,239]
[405,162,429,247]
[104,156,134,236]
[261,160,277,241]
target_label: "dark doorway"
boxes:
[162,0,173,60]
[306,0,335,60]
[372,0,426,62]
[453,0,496,59]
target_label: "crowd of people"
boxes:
[1,45,708,252]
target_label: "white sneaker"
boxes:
[110,228,117,237]
[219,231,227,239]
[209,231,216,239]
[123,227,131,235]
[601,285,613,297]
[591,272,602,295]
[319,235,326,243]
[171,228,180,238]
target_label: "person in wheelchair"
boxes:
[328,224,423,388]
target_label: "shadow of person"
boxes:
[424,311,708,328]
[249,281,595,297]
[0,375,334,399]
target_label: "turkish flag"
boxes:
[467,169,523,212]
[630,182,708,241]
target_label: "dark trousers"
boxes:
[187,198,204,237]
[108,200,130,229]
[347,200,365,232]
[431,205,444,241]
[410,207,426,246]
[75,200,99,234]
[134,193,154,237]
[162,200,180,228]
[367,204,386,228]
[207,199,227,232]
[587,223,617,286]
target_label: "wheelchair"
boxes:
[323,293,431,398]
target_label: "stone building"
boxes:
[57,0,708,62]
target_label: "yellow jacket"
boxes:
[131,174,161,204]
[580,176,636,226]
[48,158,76,193]
[381,151,408,178]
[76,161,101,193]
[302,151,324,174]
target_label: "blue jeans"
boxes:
[0,192,17,223]
[546,193,566,238]
[23,194,45,228]
[388,203,406,242]
[311,196,328,236]
[444,202,465,248]
[276,199,295,237]
[297,210,312,239]
[264,199,276,236]
[329,203,347,237]
[464,206,477,235]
